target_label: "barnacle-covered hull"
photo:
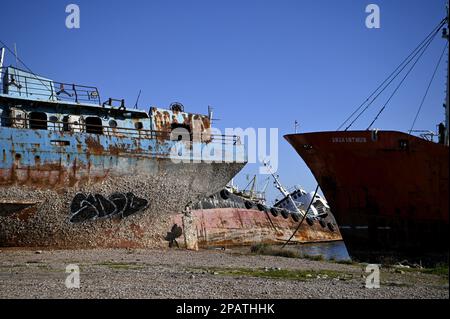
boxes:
[0,157,245,248]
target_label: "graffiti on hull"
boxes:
[69,192,148,223]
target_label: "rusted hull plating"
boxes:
[285,131,449,259]
[0,126,243,188]
[171,208,342,248]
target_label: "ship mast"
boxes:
[263,162,307,217]
[445,3,450,146]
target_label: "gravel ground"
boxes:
[0,248,447,299]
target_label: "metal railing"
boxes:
[0,67,101,105]
[1,116,241,145]
[410,130,438,142]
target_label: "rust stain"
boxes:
[15,206,38,221]
[0,159,106,190]
[85,136,104,155]
[130,223,145,238]
[108,144,127,156]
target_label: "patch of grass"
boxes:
[386,263,448,279]
[0,264,23,268]
[302,254,324,261]
[334,259,355,265]
[194,266,352,281]
[384,281,411,288]
[95,261,144,270]
[250,244,300,259]
[420,264,449,278]
[36,264,50,269]
[249,244,349,263]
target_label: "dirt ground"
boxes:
[0,247,448,299]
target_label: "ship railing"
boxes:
[286,185,306,195]
[1,116,241,145]
[0,67,101,105]
[410,130,438,142]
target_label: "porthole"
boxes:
[109,120,118,128]
[49,116,59,122]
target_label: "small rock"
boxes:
[35,250,42,254]
[190,275,195,279]
[306,274,313,278]
[395,269,405,274]
[213,272,219,275]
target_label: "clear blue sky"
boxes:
[1,0,448,202]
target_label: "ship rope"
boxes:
[336,18,447,131]
[366,29,440,130]
[408,42,449,134]
[282,184,320,249]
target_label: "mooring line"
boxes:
[282,184,319,249]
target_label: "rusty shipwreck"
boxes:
[168,175,342,249]
[0,49,246,248]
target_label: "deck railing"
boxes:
[0,67,101,105]
[1,116,241,145]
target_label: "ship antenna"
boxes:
[0,47,5,70]
[13,43,18,69]
[444,2,449,146]
[134,89,142,109]
[294,120,299,133]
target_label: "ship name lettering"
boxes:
[332,137,367,143]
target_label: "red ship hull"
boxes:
[285,131,449,261]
